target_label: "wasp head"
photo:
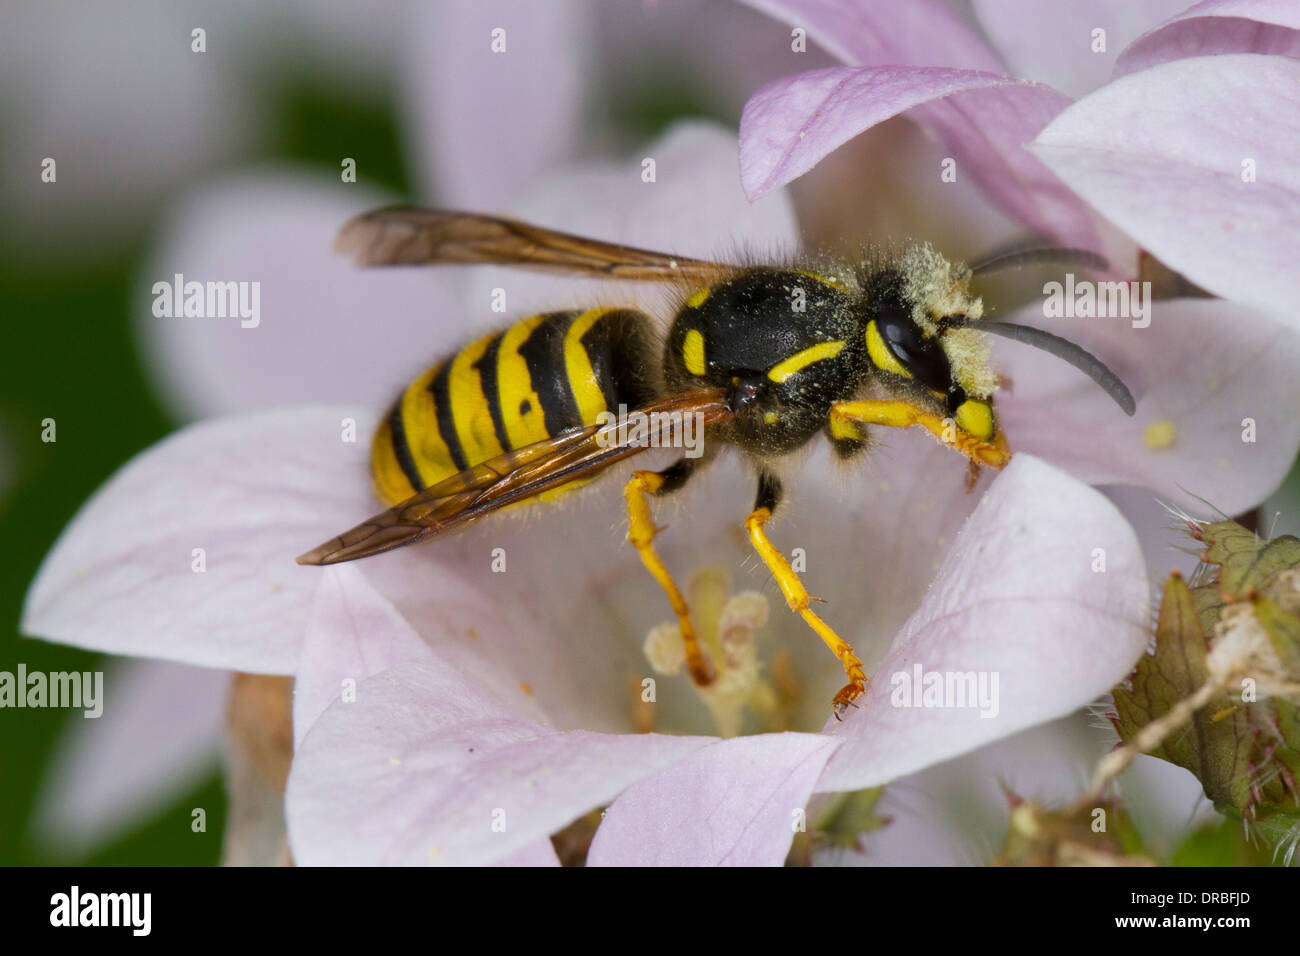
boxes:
[861,244,1135,462]
[861,245,1000,446]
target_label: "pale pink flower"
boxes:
[23,2,1300,865]
[738,0,1300,320]
[26,121,1244,865]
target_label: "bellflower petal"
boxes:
[972,0,1190,99]
[138,173,462,421]
[1102,486,1205,580]
[292,564,433,749]
[22,406,373,673]
[599,0,840,111]
[740,66,1098,249]
[1115,0,1300,77]
[995,300,1300,514]
[404,0,595,208]
[0,2,260,254]
[835,715,1214,865]
[286,656,714,866]
[31,659,228,858]
[587,732,840,866]
[817,455,1148,793]
[1030,54,1300,325]
[466,121,801,320]
[737,0,1003,71]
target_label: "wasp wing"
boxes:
[335,207,735,284]
[297,389,733,565]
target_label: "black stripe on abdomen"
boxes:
[472,331,510,452]
[427,361,469,471]
[519,312,582,435]
[386,401,424,491]
[591,309,658,411]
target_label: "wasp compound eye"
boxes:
[875,304,952,392]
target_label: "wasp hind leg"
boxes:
[625,457,716,687]
[745,472,866,719]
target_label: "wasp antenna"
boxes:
[970,246,1109,277]
[979,321,1136,415]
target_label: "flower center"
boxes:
[642,565,801,737]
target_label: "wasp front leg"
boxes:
[830,398,1011,470]
[625,457,716,687]
[745,472,866,718]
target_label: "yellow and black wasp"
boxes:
[298,208,1135,717]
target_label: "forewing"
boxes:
[335,207,735,284]
[297,389,733,565]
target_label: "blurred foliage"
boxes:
[993,798,1151,867]
[786,786,889,866]
[601,65,733,144]
[276,82,411,198]
[1170,817,1296,867]
[1112,521,1300,854]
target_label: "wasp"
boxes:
[299,208,1135,717]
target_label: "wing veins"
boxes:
[335,207,733,284]
[297,389,731,565]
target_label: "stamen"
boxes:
[642,566,779,738]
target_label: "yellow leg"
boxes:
[625,470,716,687]
[745,505,866,719]
[831,399,1011,469]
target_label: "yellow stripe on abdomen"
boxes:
[564,308,616,424]
[497,313,552,450]
[372,309,650,510]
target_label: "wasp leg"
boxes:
[824,417,869,460]
[745,472,866,719]
[830,399,1010,469]
[625,458,716,687]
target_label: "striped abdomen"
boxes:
[372,308,657,505]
